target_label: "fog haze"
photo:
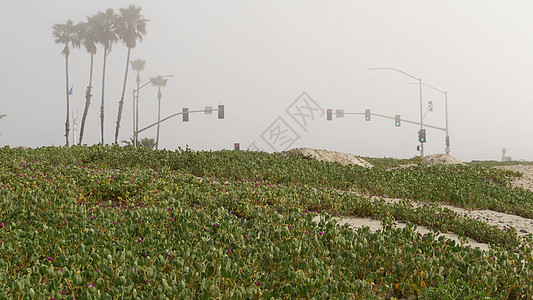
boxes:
[2,1,533,162]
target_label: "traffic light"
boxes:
[418,128,426,143]
[395,115,401,127]
[234,143,240,151]
[365,109,370,121]
[182,108,189,122]
[327,109,332,121]
[218,105,224,119]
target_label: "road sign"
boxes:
[336,109,344,118]
[205,106,212,114]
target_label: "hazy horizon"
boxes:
[2,1,533,162]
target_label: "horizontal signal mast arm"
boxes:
[342,111,446,131]
[137,108,221,134]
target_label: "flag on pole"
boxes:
[68,87,73,95]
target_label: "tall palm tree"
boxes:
[150,76,168,150]
[130,58,146,146]
[114,4,148,144]
[77,15,98,145]
[52,20,80,147]
[95,9,119,145]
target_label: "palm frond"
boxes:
[150,75,168,88]
[130,59,146,72]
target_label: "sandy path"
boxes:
[365,195,533,237]
[313,215,491,251]
[315,187,533,252]
[442,205,533,235]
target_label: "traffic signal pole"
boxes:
[444,91,450,155]
[418,78,424,158]
[368,67,425,158]
[408,82,450,155]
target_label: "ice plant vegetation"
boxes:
[0,145,531,298]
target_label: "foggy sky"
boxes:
[2,1,533,162]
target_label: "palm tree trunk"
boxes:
[100,47,108,145]
[115,47,131,144]
[135,72,140,147]
[156,87,161,150]
[65,52,70,147]
[79,53,94,145]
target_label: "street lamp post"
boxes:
[132,74,174,147]
[369,67,425,157]
[409,82,450,155]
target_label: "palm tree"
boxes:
[77,15,98,145]
[150,76,168,150]
[52,20,81,146]
[120,137,138,146]
[130,58,146,146]
[114,4,148,144]
[139,137,156,150]
[95,9,119,145]
[121,137,155,150]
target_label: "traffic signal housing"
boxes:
[418,128,426,143]
[218,105,224,119]
[395,115,401,127]
[182,108,189,122]
[327,109,332,121]
[234,143,240,151]
[365,109,370,121]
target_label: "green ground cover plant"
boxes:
[46,145,529,217]
[468,160,533,167]
[0,145,532,299]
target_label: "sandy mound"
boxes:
[495,165,533,192]
[283,148,373,168]
[423,154,465,165]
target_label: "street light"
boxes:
[368,67,425,157]
[409,82,450,155]
[132,74,174,147]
